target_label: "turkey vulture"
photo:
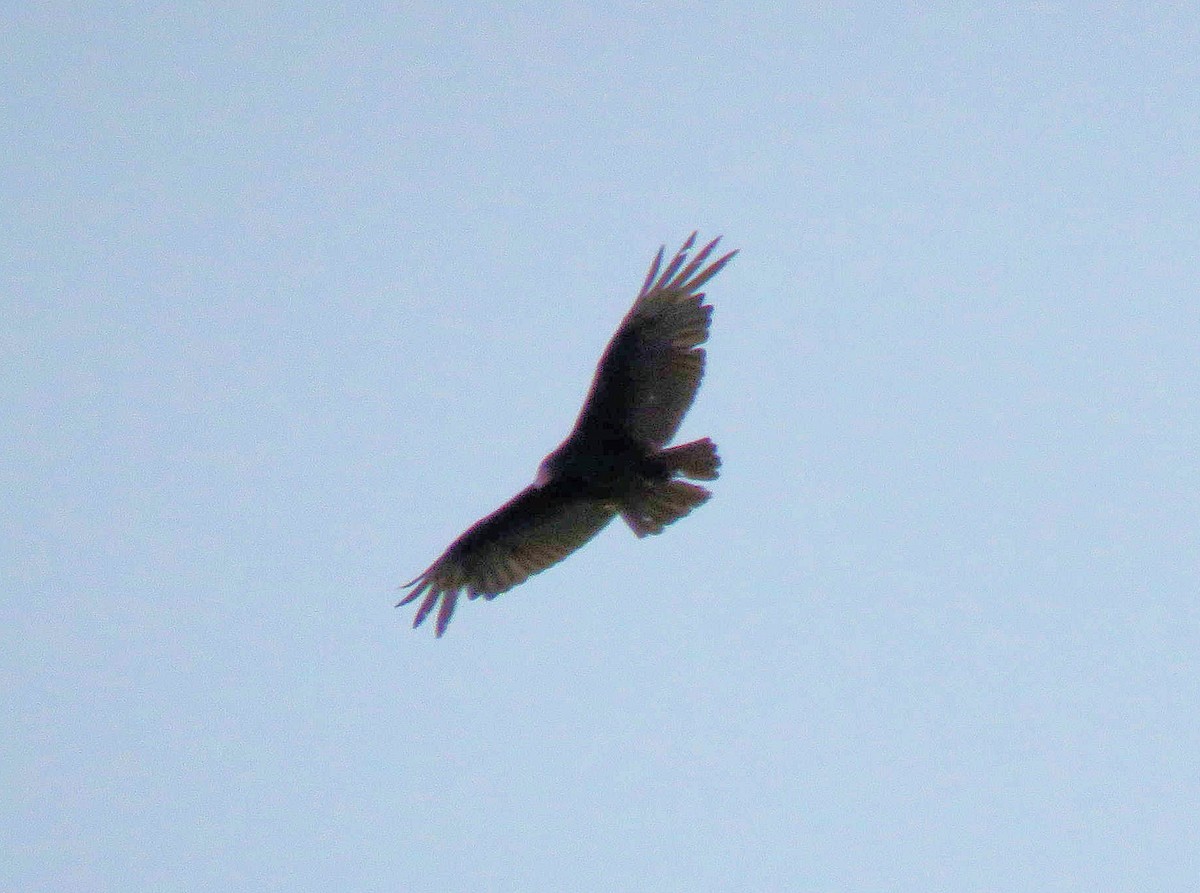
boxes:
[399,233,736,636]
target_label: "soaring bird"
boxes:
[399,233,736,636]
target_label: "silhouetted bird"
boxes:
[399,233,736,636]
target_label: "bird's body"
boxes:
[399,233,736,635]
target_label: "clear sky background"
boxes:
[4,4,1198,891]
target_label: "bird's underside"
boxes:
[399,233,736,636]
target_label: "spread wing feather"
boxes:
[571,233,737,447]
[398,484,618,636]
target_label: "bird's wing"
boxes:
[571,233,737,448]
[398,484,618,636]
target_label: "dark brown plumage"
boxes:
[399,233,736,636]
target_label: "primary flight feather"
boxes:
[399,233,737,636]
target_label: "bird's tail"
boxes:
[620,479,711,537]
[661,437,721,480]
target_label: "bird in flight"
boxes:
[399,233,737,636]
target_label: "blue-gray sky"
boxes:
[5,4,1198,890]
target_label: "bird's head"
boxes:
[533,458,555,488]
[533,441,569,487]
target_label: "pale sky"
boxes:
[5,4,1199,891]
